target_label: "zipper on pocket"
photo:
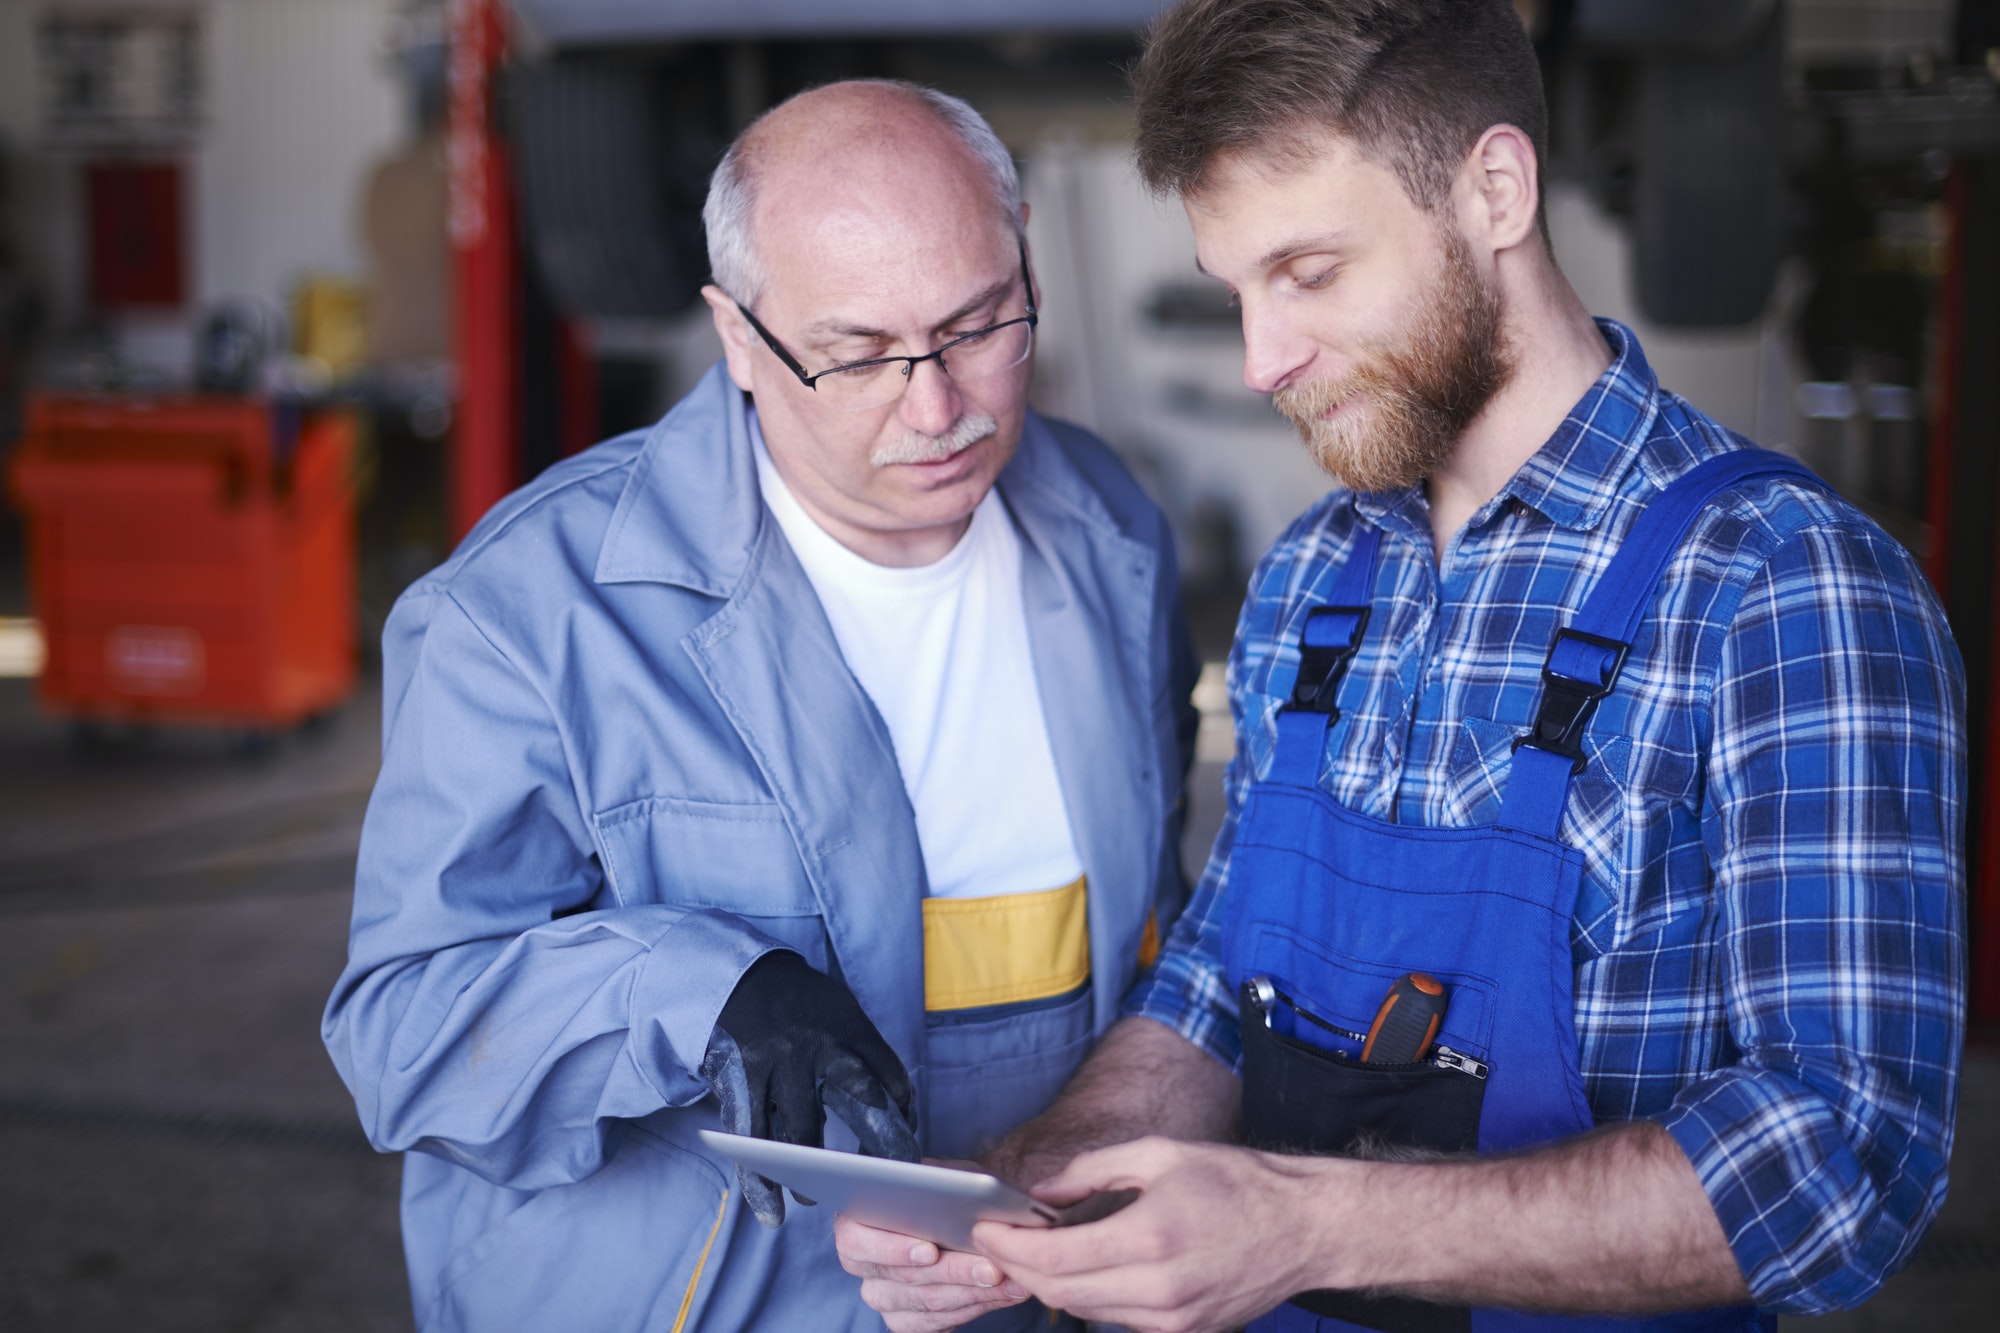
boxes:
[1431,1046,1489,1079]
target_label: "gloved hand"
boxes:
[700,949,919,1227]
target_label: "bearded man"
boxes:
[838,4,1964,1332]
[324,80,1196,1332]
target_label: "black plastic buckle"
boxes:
[1285,605,1371,719]
[1512,628,1629,775]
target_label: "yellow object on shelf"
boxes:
[292,274,370,377]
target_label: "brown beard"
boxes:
[1272,228,1512,493]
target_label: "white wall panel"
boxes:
[0,0,404,373]
[195,0,402,317]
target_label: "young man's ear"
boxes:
[701,285,760,392]
[1459,123,1540,255]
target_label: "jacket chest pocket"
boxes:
[594,796,830,970]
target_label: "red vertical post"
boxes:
[1922,164,1965,601]
[558,318,598,458]
[447,0,518,542]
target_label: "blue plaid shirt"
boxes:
[1126,321,1965,1315]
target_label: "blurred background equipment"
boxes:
[1,2,1999,1330]
[190,302,272,395]
[291,276,370,382]
[8,393,358,739]
[506,61,715,319]
[361,121,449,364]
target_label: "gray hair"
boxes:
[702,79,1023,307]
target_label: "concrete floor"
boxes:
[0,677,1994,1331]
[0,676,406,1332]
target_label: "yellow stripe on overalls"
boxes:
[922,875,1092,1012]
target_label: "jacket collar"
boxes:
[595,362,765,592]
[595,361,1126,592]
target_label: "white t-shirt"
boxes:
[750,417,1083,901]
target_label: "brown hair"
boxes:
[1132,0,1548,217]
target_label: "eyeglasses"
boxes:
[731,240,1037,412]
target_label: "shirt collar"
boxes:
[1496,318,1659,532]
[1348,318,1660,538]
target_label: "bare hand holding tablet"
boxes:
[698,1130,1059,1252]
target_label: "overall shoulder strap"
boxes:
[1267,523,1384,787]
[1498,449,1820,836]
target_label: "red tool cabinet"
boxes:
[9,394,357,730]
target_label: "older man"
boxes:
[842,4,1964,1332]
[323,80,1195,1332]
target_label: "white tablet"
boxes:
[697,1130,1058,1251]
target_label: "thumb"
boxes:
[736,1163,787,1229]
[824,1075,920,1164]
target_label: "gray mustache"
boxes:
[870,412,999,468]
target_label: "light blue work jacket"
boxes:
[323,363,1198,1332]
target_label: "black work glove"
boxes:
[699,949,919,1227]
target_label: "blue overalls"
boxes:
[1221,452,1813,1333]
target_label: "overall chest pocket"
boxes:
[594,797,830,970]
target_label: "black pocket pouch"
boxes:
[1240,978,1486,1333]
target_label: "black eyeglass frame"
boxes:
[731,238,1037,396]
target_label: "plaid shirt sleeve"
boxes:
[1656,515,1965,1314]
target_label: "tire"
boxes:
[1630,10,1787,327]
[506,61,714,319]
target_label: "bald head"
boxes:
[703,80,1022,307]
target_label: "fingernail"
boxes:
[974,1261,1000,1287]
[908,1243,937,1266]
[1002,1282,1030,1300]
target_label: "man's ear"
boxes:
[701,284,760,392]
[1460,123,1540,254]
